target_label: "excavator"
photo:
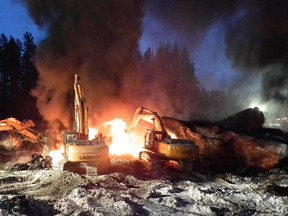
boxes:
[126,107,199,172]
[63,74,110,175]
[0,117,51,162]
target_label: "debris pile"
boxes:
[11,153,52,171]
[0,118,52,164]
[163,107,288,171]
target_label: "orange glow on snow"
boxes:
[104,118,142,157]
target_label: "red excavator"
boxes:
[126,107,199,172]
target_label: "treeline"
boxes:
[0,32,241,123]
[0,32,40,121]
[134,44,241,119]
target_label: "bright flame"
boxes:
[48,146,65,168]
[89,128,98,140]
[104,118,142,157]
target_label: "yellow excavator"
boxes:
[126,107,199,172]
[0,118,51,162]
[63,74,110,175]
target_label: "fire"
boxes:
[88,128,98,140]
[104,118,142,157]
[48,146,65,168]
[49,118,143,166]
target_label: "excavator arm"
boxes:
[125,107,168,134]
[0,118,46,144]
[74,74,89,138]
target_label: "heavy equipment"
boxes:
[63,74,110,175]
[162,107,288,171]
[126,107,199,172]
[0,117,51,162]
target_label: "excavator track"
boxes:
[139,150,195,176]
[139,151,162,169]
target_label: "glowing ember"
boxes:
[104,118,141,157]
[48,146,65,168]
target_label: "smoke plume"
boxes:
[145,0,288,114]
[22,0,288,132]
[23,0,146,130]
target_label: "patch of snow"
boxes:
[0,166,287,215]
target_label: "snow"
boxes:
[0,162,287,215]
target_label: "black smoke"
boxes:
[22,0,146,128]
[145,0,288,114]
[225,0,288,105]
[21,0,288,128]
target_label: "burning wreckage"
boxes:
[0,75,287,175]
[0,117,53,169]
[1,107,287,176]
[163,107,288,172]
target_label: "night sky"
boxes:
[1,0,240,91]
[0,1,45,42]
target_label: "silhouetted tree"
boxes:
[0,32,40,120]
[20,32,40,120]
[0,34,9,97]
[6,37,22,117]
[139,43,205,119]
[21,32,38,94]
[0,34,9,118]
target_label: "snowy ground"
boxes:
[0,158,287,216]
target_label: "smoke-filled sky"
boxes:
[145,0,288,109]
[2,0,288,126]
[142,0,288,97]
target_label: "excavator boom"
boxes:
[0,117,52,163]
[74,74,88,139]
[0,118,46,144]
[126,107,168,134]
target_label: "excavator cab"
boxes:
[144,129,170,149]
[144,130,154,149]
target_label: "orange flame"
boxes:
[48,118,144,167]
[88,128,99,140]
[48,146,65,169]
[104,118,142,157]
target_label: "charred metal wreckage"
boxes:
[163,107,288,172]
[125,106,288,175]
[0,75,287,176]
[0,117,52,164]
[11,153,52,171]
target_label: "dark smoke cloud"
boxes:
[225,0,288,105]
[145,0,240,48]
[22,0,146,129]
[21,0,288,131]
[145,0,288,112]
